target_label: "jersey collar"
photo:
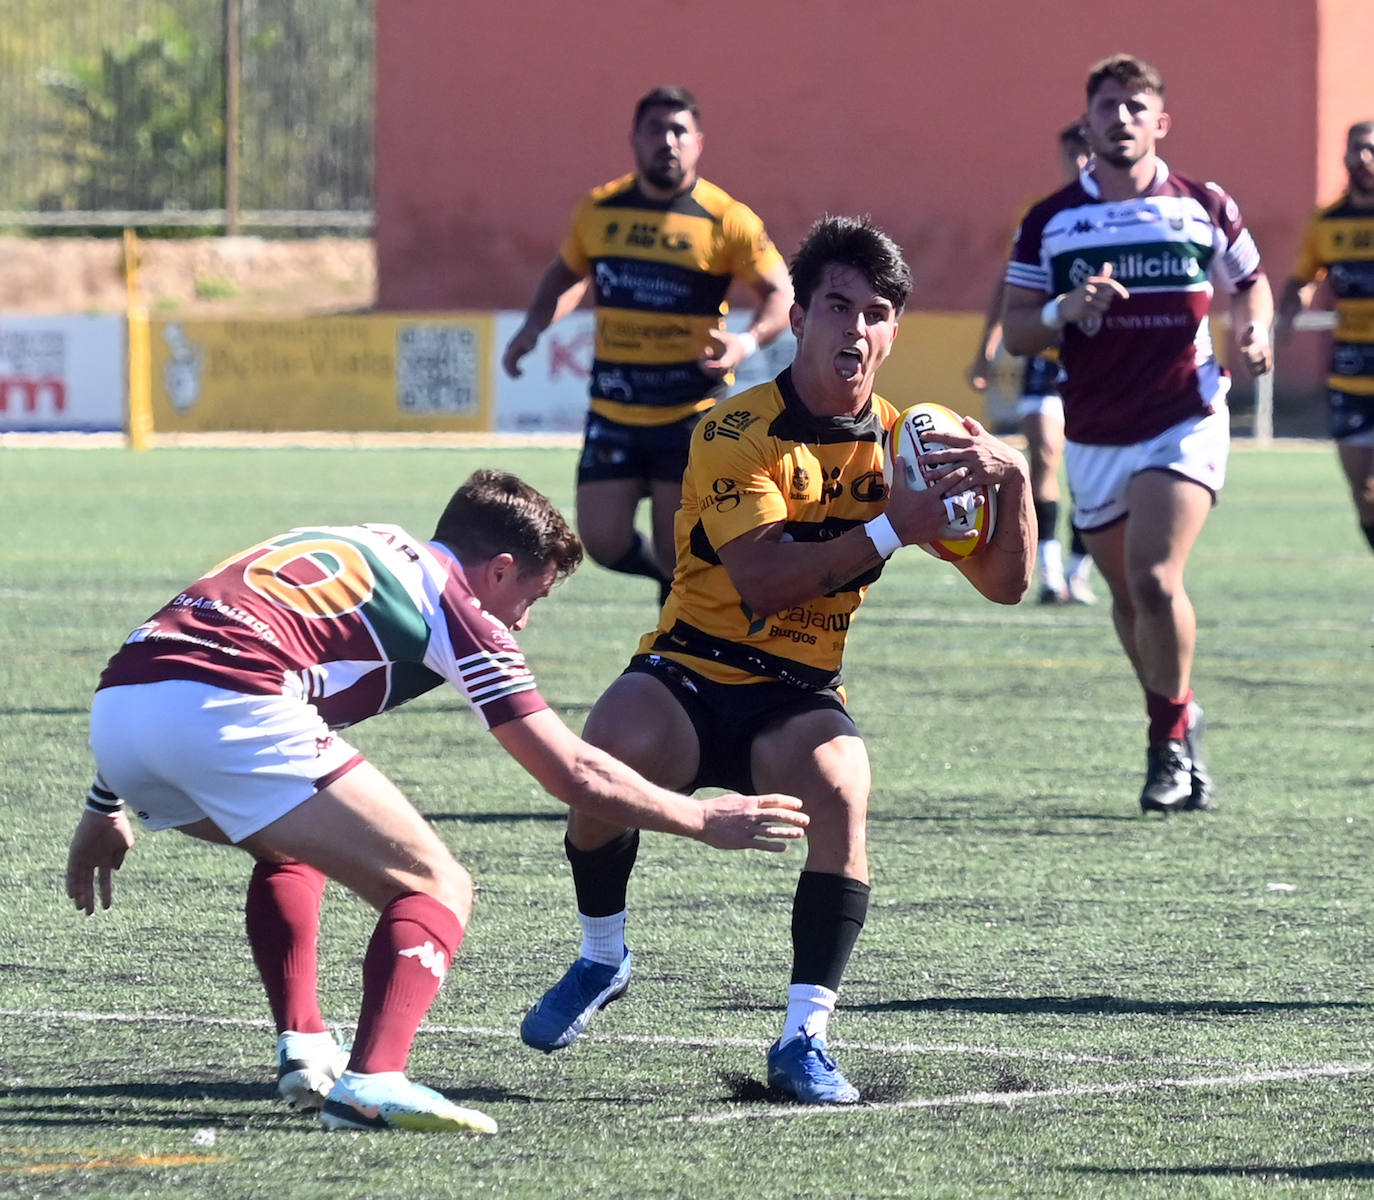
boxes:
[1080,157,1170,199]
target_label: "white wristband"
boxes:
[1041,295,1066,330]
[864,513,903,559]
[736,330,759,359]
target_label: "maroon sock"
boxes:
[245,859,328,1035]
[1145,688,1193,746]
[347,892,464,1075]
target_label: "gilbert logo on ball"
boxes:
[890,402,998,561]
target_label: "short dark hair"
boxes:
[633,86,700,130]
[433,470,582,581]
[1059,121,1089,153]
[788,214,912,313]
[1085,53,1165,102]
[1348,120,1374,142]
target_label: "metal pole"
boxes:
[1254,321,1274,446]
[224,0,241,235]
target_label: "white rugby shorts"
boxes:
[1066,409,1230,533]
[90,681,363,843]
[1016,394,1064,422]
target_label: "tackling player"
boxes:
[519,215,1034,1104]
[502,86,793,605]
[1002,54,1275,815]
[1277,120,1374,555]
[65,470,808,1133]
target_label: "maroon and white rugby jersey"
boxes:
[98,524,548,731]
[1006,160,1263,445]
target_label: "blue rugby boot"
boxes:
[520,952,632,1053]
[766,1032,860,1104]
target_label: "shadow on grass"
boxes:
[0,1080,533,1129]
[1079,1163,1374,1182]
[428,810,567,824]
[717,1069,909,1106]
[853,995,1374,1017]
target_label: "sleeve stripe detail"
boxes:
[1221,229,1261,283]
[1005,262,1048,290]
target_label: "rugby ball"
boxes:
[890,402,997,561]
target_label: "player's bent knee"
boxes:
[412,858,473,923]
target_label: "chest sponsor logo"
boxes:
[850,470,886,502]
[1066,249,1203,288]
[593,261,694,309]
[791,464,810,497]
[603,221,695,254]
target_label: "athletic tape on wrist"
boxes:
[1041,296,1066,330]
[864,513,903,558]
[737,331,759,359]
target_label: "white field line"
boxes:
[687,1062,1374,1124]
[1,1006,1246,1068]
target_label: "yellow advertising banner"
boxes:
[148,314,494,432]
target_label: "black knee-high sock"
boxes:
[790,871,871,992]
[605,532,667,584]
[1070,522,1088,557]
[1362,523,1374,554]
[564,830,639,917]
[1033,498,1059,543]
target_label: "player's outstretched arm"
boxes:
[501,258,586,378]
[491,708,807,850]
[65,805,135,915]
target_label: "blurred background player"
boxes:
[1002,54,1274,816]
[519,215,1033,1105]
[502,86,793,604]
[65,470,807,1134]
[968,121,1097,605]
[1276,120,1374,556]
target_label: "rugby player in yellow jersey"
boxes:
[501,86,793,603]
[1277,120,1374,555]
[519,215,1034,1103]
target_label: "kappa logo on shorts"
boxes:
[315,735,334,756]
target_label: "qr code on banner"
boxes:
[396,324,479,414]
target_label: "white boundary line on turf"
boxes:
[686,1062,1374,1124]
[0,1007,1246,1069]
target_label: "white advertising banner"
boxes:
[492,310,796,433]
[0,315,125,432]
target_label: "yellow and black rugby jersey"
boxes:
[1291,195,1374,396]
[637,369,897,689]
[560,174,784,427]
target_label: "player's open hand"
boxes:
[699,792,808,851]
[65,807,135,915]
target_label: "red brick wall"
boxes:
[376,0,1357,324]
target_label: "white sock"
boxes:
[1038,538,1065,589]
[780,983,838,1046]
[1068,553,1092,582]
[578,910,627,967]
